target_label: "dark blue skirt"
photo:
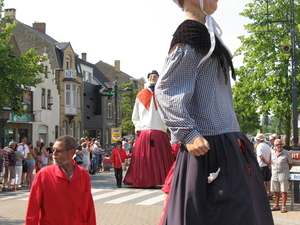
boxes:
[162,132,274,225]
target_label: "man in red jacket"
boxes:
[111,141,131,188]
[25,135,96,225]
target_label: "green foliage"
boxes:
[0,0,45,115]
[232,0,300,143]
[119,82,138,135]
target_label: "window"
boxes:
[70,121,75,137]
[39,125,48,146]
[45,65,48,78]
[76,64,81,74]
[47,90,52,110]
[41,89,46,109]
[66,84,77,108]
[72,84,76,106]
[66,56,71,70]
[63,121,67,135]
[84,71,91,83]
[77,87,81,108]
[66,85,71,106]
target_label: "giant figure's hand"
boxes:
[186,135,210,156]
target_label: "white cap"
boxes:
[255,133,265,141]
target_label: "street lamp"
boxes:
[289,0,300,203]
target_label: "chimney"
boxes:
[114,60,120,72]
[32,22,46,34]
[82,53,87,61]
[4,8,16,19]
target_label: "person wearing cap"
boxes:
[256,133,273,200]
[123,70,174,188]
[25,135,96,225]
[155,0,274,224]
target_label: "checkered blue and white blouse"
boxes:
[155,44,240,145]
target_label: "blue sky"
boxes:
[3,0,252,79]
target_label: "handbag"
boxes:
[117,151,126,170]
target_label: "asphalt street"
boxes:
[1,170,300,225]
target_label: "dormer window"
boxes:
[66,55,71,70]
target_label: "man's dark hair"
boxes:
[116,141,122,146]
[56,135,76,151]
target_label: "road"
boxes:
[1,170,300,225]
[0,170,164,225]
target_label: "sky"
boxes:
[2,0,252,79]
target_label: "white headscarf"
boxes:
[173,0,232,67]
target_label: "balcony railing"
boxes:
[65,70,77,79]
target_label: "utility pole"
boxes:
[289,0,300,203]
[114,80,118,127]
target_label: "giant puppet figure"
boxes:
[155,0,274,224]
[123,70,174,188]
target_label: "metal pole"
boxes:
[290,0,299,203]
[114,81,118,127]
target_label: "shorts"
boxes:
[260,166,271,182]
[4,166,16,179]
[27,158,35,169]
[22,161,28,173]
[271,179,289,192]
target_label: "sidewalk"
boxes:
[270,192,300,225]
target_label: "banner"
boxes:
[111,128,122,143]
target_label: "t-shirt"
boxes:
[256,142,271,167]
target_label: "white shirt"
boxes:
[256,142,271,167]
[132,88,167,132]
[17,144,29,158]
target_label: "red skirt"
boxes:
[123,129,174,187]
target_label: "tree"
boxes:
[232,0,300,146]
[0,0,45,115]
[233,80,261,134]
[119,82,138,135]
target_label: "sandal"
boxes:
[271,206,280,211]
[1,188,7,191]
[281,207,287,213]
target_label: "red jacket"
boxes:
[25,160,96,225]
[111,148,130,169]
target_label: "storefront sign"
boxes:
[290,151,300,165]
[10,113,30,123]
[111,128,122,143]
[290,173,300,181]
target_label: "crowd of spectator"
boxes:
[0,136,136,191]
